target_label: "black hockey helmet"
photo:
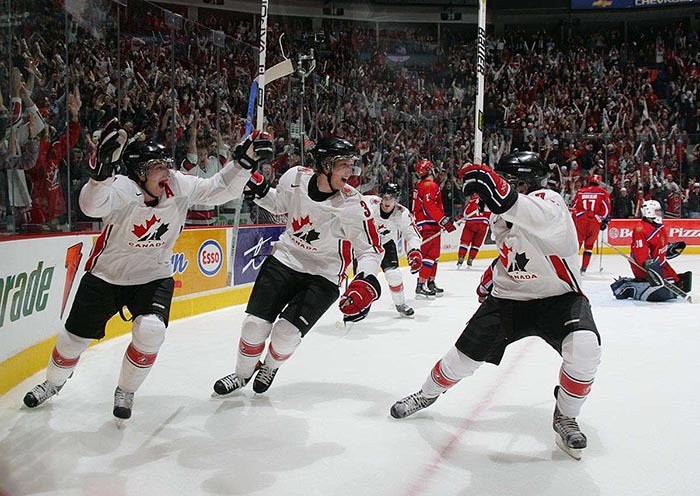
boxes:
[495,151,551,194]
[312,136,360,175]
[122,140,172,181]
[380,182,401,199]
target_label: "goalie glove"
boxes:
[243,172,270,200]
[234,130,273,171]
[667,241,686,260]
[339,272,381,323]
[407,249,423,274]
[459,163,517,214]
[88,118,127,181]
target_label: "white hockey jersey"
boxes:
[490,188,583,300]
[363,195,422,253]
[254,166,383,286]
[80,161,250,285]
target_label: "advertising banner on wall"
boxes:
[232,225,286,286]
[172,228,228,297]
[606,219,700,246]
[572,0,696,9]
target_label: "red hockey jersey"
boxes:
[630,220,679,282]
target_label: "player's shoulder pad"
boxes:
[396,204,405,213]
[363,194,381,205]
[341,184,361,199]
[635,225,643,232]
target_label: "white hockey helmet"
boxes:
[640,199,663,224]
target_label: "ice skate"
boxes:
[23,380,64,408]
[580,266,587,275]
[252,364,279,393]
[395,304,415,317]
[415,281,436,300]
[467,256,474,267]
[212,372,250,396]
[553,406,587,460]
[456,256,464,268]
[390,390,438,419]
[428,280,444,297]
[113,386,134,427]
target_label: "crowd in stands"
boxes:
[1,0,699,234]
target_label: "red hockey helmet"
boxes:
[589,174,602,185]
[415,159,434,178]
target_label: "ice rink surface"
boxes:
[1,254,698,496]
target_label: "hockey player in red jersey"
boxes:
[213,136,384,396]
[391,151,602,460]
[23,119,272,422]
[572,174,611,274]
[611,199,692,301]
[456,193,491,268]
[412,159,456,298]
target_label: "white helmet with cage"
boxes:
[640,199,663,224]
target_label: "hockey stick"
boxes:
[256,58,293,85]
[255,0,269,131]
[420,219,466,246]
[597,230,604,272]
[603,241,693,302]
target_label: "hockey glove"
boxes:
[439,216,456,233]
[667,241,686,260]
[243,172,270,200]
[234,130,273,171]
[600,221,608,231]
[339,272,381,323]
[407,249,423,274]
[88,118,127,181]
[643,258,664,286]
[459,164,517,214]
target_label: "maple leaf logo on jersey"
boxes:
[292,215,311,232]
[377,223,390,237]
[291,215,320,248]
[130,214,170,247]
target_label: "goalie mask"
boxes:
[640,199,664,224]
[495,151,551,194]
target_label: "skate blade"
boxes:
[415,295,435,300]
[398,313,415,319]
[434,293,444,298]
[555,435,582,460]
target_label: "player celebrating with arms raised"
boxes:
[213,137,384,396]
[391,151,602,460]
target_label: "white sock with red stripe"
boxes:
[46,328,91,386]
[235,315,273,379]
[263,319,301,369]
[118,315,165,393]
[422,347,483,398]
[385,268,406,306]
[557,330,601,418]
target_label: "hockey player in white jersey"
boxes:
[23,118,273,422]
[390,151,602,460]
[364,182,423,317]
[213,136,384,396]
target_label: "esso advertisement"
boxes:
[198,240,223,277]
[607,219,700,246]
[172,228,228,297]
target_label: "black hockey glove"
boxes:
[459,164,517,214]
[339,272,381,323]
[243,172,270,201]
[234,130,273,172]
[667,241,686,260]
[87,118,127,181]
[600,221,608,231]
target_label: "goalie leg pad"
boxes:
[558,330,600,418]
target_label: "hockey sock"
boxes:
[421,347,482,397]
[118,315,165,392]
[236,315,273,379]
[46,328,91,386]
[582,250,592,270]
[458,246,468,259]
[264,319,301,369]
[385,268,406,306]
[469,247,480,260]
[557,330,601,418]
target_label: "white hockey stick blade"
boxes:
[256,59,294,85]
[335,320,346,331]
[115,418,126,430]
[555,435,582,460]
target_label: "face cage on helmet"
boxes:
[321,154,362,176]
[134,158,174,179]
[643,205,664,224]
[502,173,547,194]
